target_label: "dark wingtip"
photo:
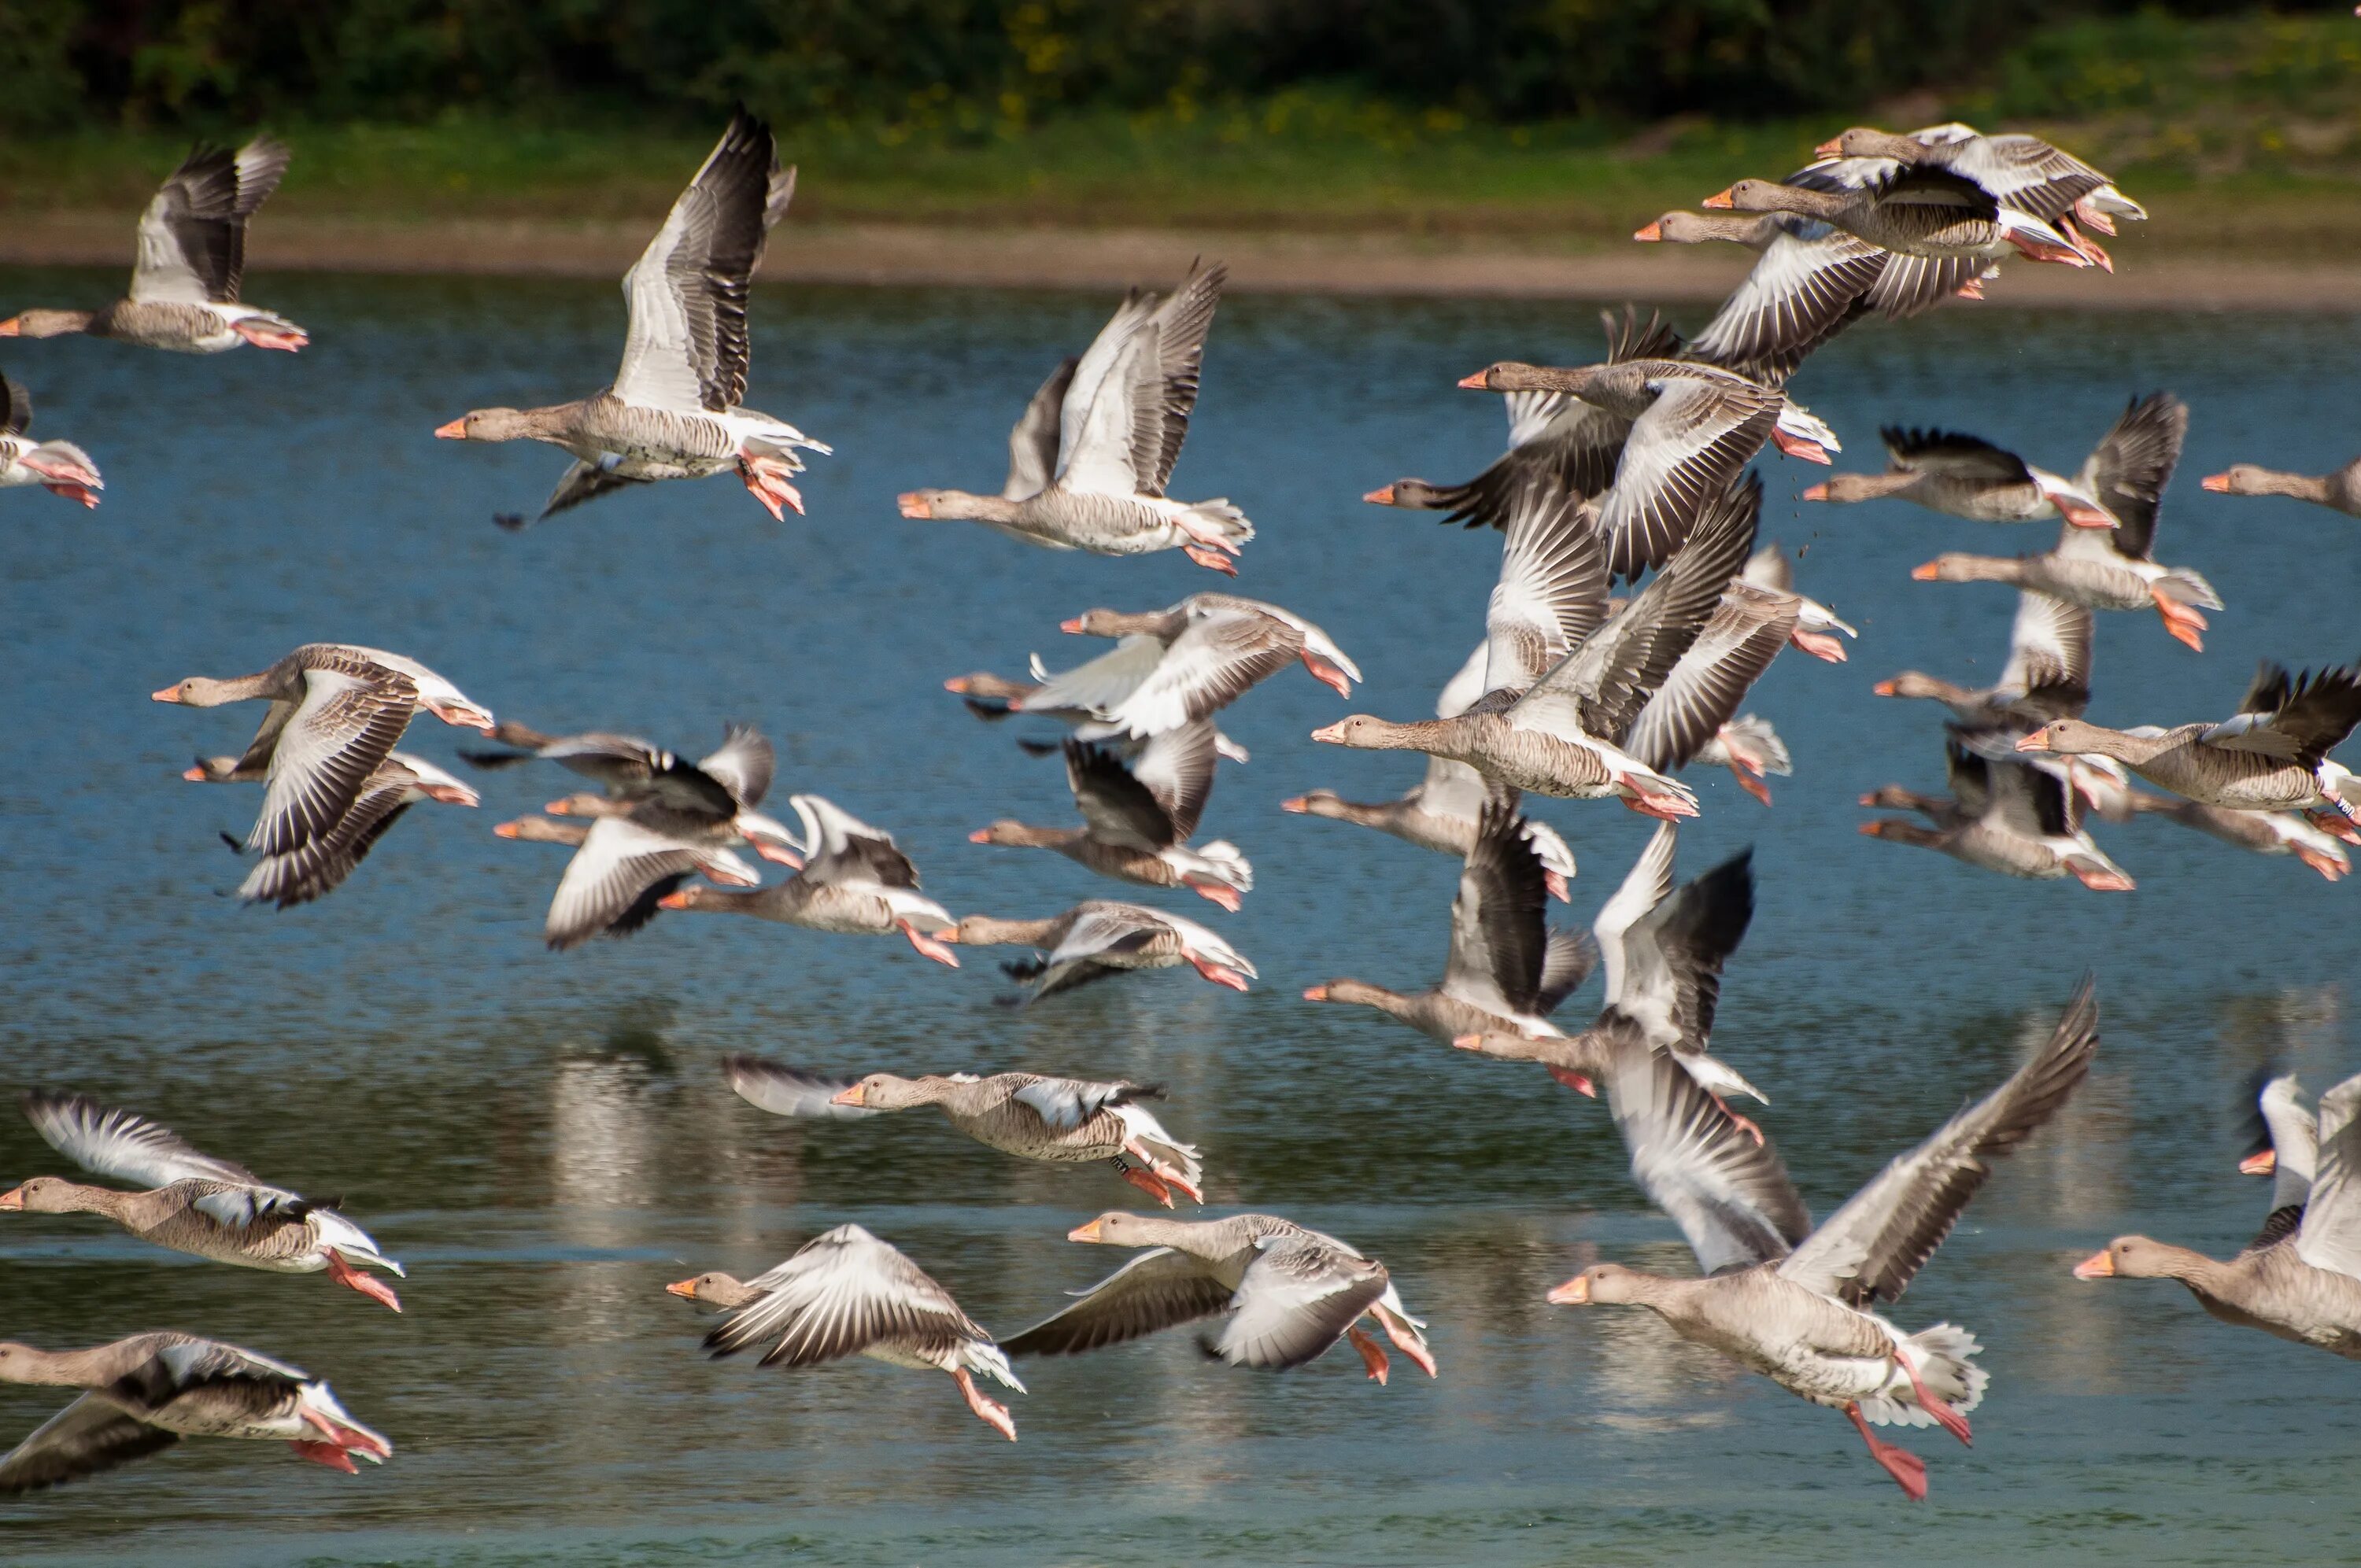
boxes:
[218,831,244,853]
[493,512,529,533]
[1014,739,1059,757]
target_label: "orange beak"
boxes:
[932,928,960,943]
[655,891,693,909]
[0,317,20,337]
[1309,721,1347,743]
[1632,221,1662,242]
[0,1186,24,1210]
[181,764,209,781]
[1909,561,1942,581]
[663,1278,699,1298]
[895,492,931,519]
[1067,1219,1103,1242]
[1871,680,1898,697]
[1279,795,1310,813]
[968,828,993,843]
[1058,618,1084,633]
[1302,984,1331,1002]
[1362,485,1396,504]
[2240,1149,2277,1176]
[1546,1275,1591,1304]
[1798,482,1831,502]
[2072,1249,2115,1279]
[2200,472,2233,493]
[1450,1033,1484,1050]
[493,821,523,839]
[1456,371,1491,390]
[1701,186,1736,209]
[1812,136,1845,159]
[544,799,575,815]
[151,685,184,703]
[944,676,973,693]
[2015,732,2053,753]
[433,418,467,440]
[830,1084,868,1108]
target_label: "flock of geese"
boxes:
[4,108,2360,1507]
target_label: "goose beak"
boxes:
[655,891,693,909]
[1546,1275,1591,1304]
[830,1085,868,1108]
[433,419,467,440]
[0,317,19,337]
[181,765,209,781]
[1632,221,1663,242]
[944,676,972,693]
[1909,560,1942,581]
[0,1186,22,1210]
[1067,1219,1103,1243]
[932,928,960,943]
[1455,371,1491,390]
[1308,721,1347,743]
[1279,795,1310,813]
[1701,187,1736,209]
[2072,1249,2115,1280]
[1798,482,1831,501]
[753,842,803,868]
[968,828,992,843]
[1362,484,1397,504]
[2240,1149,2277,1175]
[150,685,184,703]
[663,1278,700,1299]
[1812,137,1845,159]
[1871,680,1898,696]
[493,820,523,839]
[544,799,575,815]
[1302,984,1331,1001]
[2200,472,2233,493]
[1450,1033,1485,1051]
[2015,732,2054,753]
[895,492,932,519]
[1058,618,1085,633]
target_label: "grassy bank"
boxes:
[4,13,2359,258]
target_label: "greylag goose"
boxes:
[2017,661,2361,839]
[495,810,757,951]
[1282,642,1576,895]
[1304,802,1594,1047]
[2076,1069,2361,1360]
[1454,357,1779,581]
[1875,590,2092,725]
[1455,822,1764,1127]
[1365,307,1679,528]
[722,1056,1203,1205]
[1861,738,2134,890]
[535,722,800,863]
[1003,1211,1435,1382]
[1811,124,2143,264]
[1801,390,2182,529]
[938,900,1254,999]
[1312,470,1760,815]
[2202,457,2361,516]
[231,751,478,908]
[1550,979,2100,1500]
[943,666,1252,763]
[1743,542,1853,662]
[435,110,822,526]
[1704,164,2090,270]
[0,1334,390,1492]
[2241,1072,2318,1207]
[0,374,102,507]
[1022,593,1360,736]
[1622,568,1804,807]
[0,138,302,353]
[666,1225,1025,1440]
[971,725,1251,909]
[1,1093,403,1308]
[1910,396,2218,650]
[153,643,493,882]
[656,795,956,963]
[2124,793,2349,881]
[898,261,1251,574]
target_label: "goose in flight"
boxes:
[0,373,102,507]
[938,900,1255,1002]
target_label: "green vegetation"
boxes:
[2,13,2357,256]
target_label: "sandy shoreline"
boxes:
[1,211,2352,308]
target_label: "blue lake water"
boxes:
[2,265,2358,1564]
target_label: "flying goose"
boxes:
[1703,166,2092,270]
[153,644,493,883]
[937,901,1255,1001]
[898,261,1251,573]
[2017,661,2361,839]
[1310,470,1761,815]
[2076,1068,2361,1360]
[1803,397,2179,530]
[1455,822,1765,1128]
[2124,793,2350,881]
[1860,738,2135,891]
[1910,395,2219,650]
[1620,567,1804,807]
[0,1093,403,1308]
[1742,542,1854,662]
[434,109,822,526]
[1304,802,1594,1047]
[536,721,801,864]
[0,138,303,352]
[0,374,102,507]
[1874,590,2093,725]
[666,1225,1025,1440]
[722,1056,1204,1205]
[1810,124,2143,262]
[495,810,757,950]
[1018,593,1360,738]
[2202,456,2361,516]
[1454,357,1780,581]
[970,725,1251,909]
[1549,979,2099,1500]
[1282,642,1576,896]
[0,1334,390,1492]
[1002,1211,1435,1383]
[655,795,957,964]
[222,751,478,908]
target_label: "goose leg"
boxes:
[2304,809,2361,846]
[1181,876,1243,912]
[324,1249,403,1313]
[1894,1355,1973,1446]
[2151,588,2208,651]
[1115,1160,1177,1207]
[1953,275,1986,301]
[1182,951,1251,991]
[1769,428,1830,465]
[1790,629,1847,662]
[1124,1139,1203,1203]
[40,481,100,508]
[900,920,962,967]
[301,1403,393,1460]
[1844,1402,1929,1501]
[2071,197,2119,238]
[1181,544,1240,577]
[1724,758,1773,808]
[1545,1064,1597,1098]
[2004,227,2090,267]
[1370,1306,1438,1378]
[951,1367,1018,1441]
[2059,217,2113,272]
[1300,651,1354,698]
[1344,1326,1391,1384]
[2292,843,2348,881]
[1544,871,1571,902]
[231,318,309,351]
[1708,1091,1764,1146]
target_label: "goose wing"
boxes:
[789,795,921,889]
[237,769,420,909]
[2077,392,2186,563]
[0,1396,179,1495]
[1009,1076,1159,1131]
[1536,929,1599,1014]
[534,460,649,522]
[1860,251,1991,319]
[1881,426,2032,484]
[1057,286,1161,486]
[129,137,290,305]
[248,657,418,858]
[696,723,776,810]
[1065,737,1180,850]
[2205,663,2361,764]
[1589,366,1779,582]
[1482,472,1611,695]
[721,1056,883,1120]
[1622,578,1797,772]
[1001,1246,1236,1356]
[612,109,787,412]
[2295,1071,2361,1279]
[1937,134,2107,224]
[1685,216,1885,386]
[1592,821,1678,1006]
[544,816,714,950]
[1994,592,2092,714]
[2,375,30,438]
[1004,356,1078,500]
[703,1224,990,1367]
[1778,977,2099,1304]
[1130,260,1225,496]
[1094,605,1299,737]
[1210,1236,1390,1370]
[1442,802,1553,1016]
[1613,843,1754,1047]
[20,1092,261,1189]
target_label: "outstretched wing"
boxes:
[20,1092,261,1189]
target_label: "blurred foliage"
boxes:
[0,1,2316,135]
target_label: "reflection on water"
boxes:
[2,267,2359,1564]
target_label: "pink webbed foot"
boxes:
[952,1367,1018,1441]
[1125,1140,1203,1204]
[1546,1064,1597,1098]
[42,482,101,508]
[1302,652,1353,698]
[1543,870,1571,902]
[901,920,962,968]
[1954,276,1986,301]
[2151,589,2207,651]
[1184,952,1251,991]
[1373,1308,1439,1378]
[1615,775,1698,821]
[1183,544,1240,576]
[1709,1092,1764,1146]
[300,1404,391,1460]
[1770,428,1831,465]
[1183,876,1243,913]
[324,1249,402,1313]
[1118,1163,1177,1208]
[2060,218,2114,273]
[2005,228,2092,268]
[1846,1403,1930,1502]
[2304,809,2361,847]
[288,1440,359,1473]
[1791,629,1847,662]
[1345,1325,1391,1385]
[1897,1356,1973,1447]
[2071,197,2119,238]
[2293,843,2348,881]
[2068,862,2136,893]
[232,319,309,351]
[1728,764,1774,809]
